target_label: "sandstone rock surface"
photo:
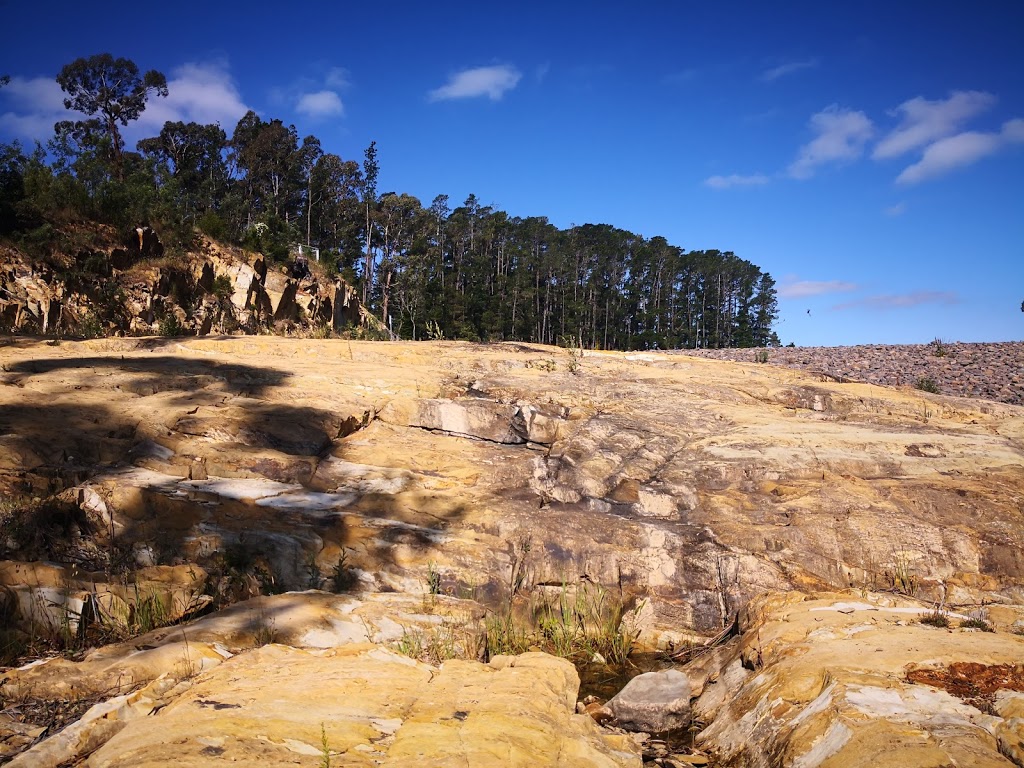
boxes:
[1,337,1023,644]
[604,668,692,732]
[1,337,1023,765]
[695,591,1024,767]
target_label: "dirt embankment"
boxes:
[677,341,1023,406]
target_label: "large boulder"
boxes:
[603,668,692,733]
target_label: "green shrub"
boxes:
[77,312,105,339]
[211,274,233,298]
[197,211,227,241]
[919,606,950,628]
[158,313,186,337]
[915,377,940,394]
[960,616,994,632]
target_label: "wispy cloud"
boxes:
[428,65,521,102]
[788,105,873,179]
[704,173,769,189]
[873,90,995,159]
[779,279,859,299]
[895,118,1024,184]
[759,58,818,82]
[884,202,907,216]
[324,67,350,90]
[832,291,958,311]
[664,69,697,85]
[296,90,344,118]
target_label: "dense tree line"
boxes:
[0,55,779,348]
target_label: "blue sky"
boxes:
[2,0,1022,346]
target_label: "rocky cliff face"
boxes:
[0,228,366,339]
[1,338,1022,765]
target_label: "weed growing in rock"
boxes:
[931,338,950,357]
[426,561,442,595]
[131,591,170,635]
[485,580,641,666]
[394,621,475,665]
[915,377,940,394]
[319,723,332,768]
[960,616,994,632]
[558,334,584,374]
[251,607,277,647]
[158,313,186,337]
[305,553,323,590]
[753,349,770,364]
[885,549,919,596]
[330,551,357,592]
[919,606,950,628]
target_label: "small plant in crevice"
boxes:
[158,312,186,338]
[305,553,323,590]
[919,605,950,628]
[558,333,584,375]
[393,620,475,665]
[319,723,332,768]
[251,607,277,647]
[885,549,919,597]
[426,561,442,595]
[330,551,358,593]
[525,358,558,372]
[960,614,994,632]
[484,578,642,667]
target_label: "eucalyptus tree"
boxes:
[361,141,379,304]
[137,121,229,222]
[55,54,167,181]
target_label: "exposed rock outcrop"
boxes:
[0,338,1022,765]
[0,231,366,338]
[694,591,1024,767]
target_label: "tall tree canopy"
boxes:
[56,54,168,180]
[2,52,782,348]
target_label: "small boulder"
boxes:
[605,668,692,732]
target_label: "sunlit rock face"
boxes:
[1,337,1022,765]
[694,591,1024,768]
[1,337,1022,645]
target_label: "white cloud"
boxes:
[833,291,958,311]
[0,75,80,141]
[884,202,907,216]
[428,65,521,102]
[138,61,250,132]
[788,105,873,179]
[873,90,995,159]
[895,118,1024,184]
[704,173,769,189]
[296,90,344,118]
[759,58,818,82]
[779,279,859,299]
